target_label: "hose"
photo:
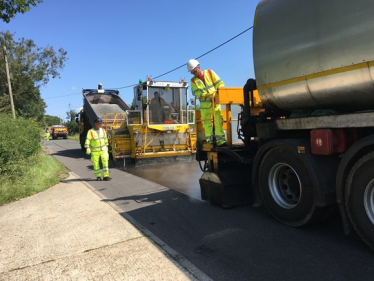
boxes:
[196,141,208,172]
[198,159,208,172]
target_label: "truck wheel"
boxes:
[259,147,318,227]
[345,152,374,250]
[79,133,86,151]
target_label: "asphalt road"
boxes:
[45,139,374,281]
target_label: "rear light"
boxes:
[311,129,333,155]
[310,129,348,155]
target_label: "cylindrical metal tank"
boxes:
[253,0,374,112]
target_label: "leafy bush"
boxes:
[0,113,41,177]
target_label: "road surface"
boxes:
[45,139,374,281]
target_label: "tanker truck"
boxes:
[196,0,374,250]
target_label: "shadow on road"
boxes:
[102,189,174,205]
[51,148,119,169]
[52,148,85,159]
[61,178,99,183]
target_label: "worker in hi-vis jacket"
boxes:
[188,59,227,147]
[85,117,111,181]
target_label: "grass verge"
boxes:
[0,150,68,206]
[68,134,79,141]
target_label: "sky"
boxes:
[3,0,259,120]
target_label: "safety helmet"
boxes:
[94,117,103,124]
[187,59,200,72]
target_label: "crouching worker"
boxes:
[85,117,111,181]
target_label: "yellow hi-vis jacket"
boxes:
[190,69,224,108]
[85,128,108,152]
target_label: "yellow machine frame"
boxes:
[195,87,263,149]
[108,80,197,163]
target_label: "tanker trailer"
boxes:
[197,0,374,250]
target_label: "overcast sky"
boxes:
[3,0,259,120]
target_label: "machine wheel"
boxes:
[79,132,86,151]
[259,146,319,227]
[345,152,374,250]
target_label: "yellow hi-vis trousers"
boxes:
[91,150,109,178]
[200,104,226,145]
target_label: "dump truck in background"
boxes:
[76,84,130,151]
[196,0,374,250]
[77,81,196,165]
[51,125,68,139]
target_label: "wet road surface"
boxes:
[125,161,203,201]
[45,139,374,281]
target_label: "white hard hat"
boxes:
[187,59,200,72]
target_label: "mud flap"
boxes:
[200,165,252,208]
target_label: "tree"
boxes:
[63,108,79,135]
[0,31,68,121]
[44,114,61,126]
[1,0,43,23]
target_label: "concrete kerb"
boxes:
[71,172,213,281]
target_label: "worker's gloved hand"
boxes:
[86,148,91,155]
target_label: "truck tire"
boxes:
[80,132,86,151]
[345,152,374,250]
[259,146,320,227]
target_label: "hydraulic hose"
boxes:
[196,141,208,172]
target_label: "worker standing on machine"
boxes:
[85,117,111,181]
[187,59,227,146]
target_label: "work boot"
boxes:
[103,176,112,181]
[96,177,102,181]
[202,140,213,149]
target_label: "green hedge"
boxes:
[0,114,41,177]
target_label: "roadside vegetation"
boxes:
[0,2,70,206]
[0,114,67,206]
[68,134,79,141]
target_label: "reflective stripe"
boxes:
[91,145,107,149]
[213,79,222,87]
